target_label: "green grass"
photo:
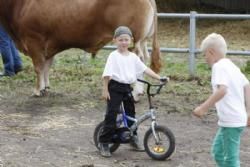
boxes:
[242,60,250,75]
[0,49,249,114]
[1,49,249,93]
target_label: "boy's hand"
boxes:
[102,89,110,100]
[160,76,169,83]
[193,106,207,118]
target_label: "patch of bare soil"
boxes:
[0,87,250,167]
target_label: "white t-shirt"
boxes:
[212,58,249,127]
[102,50,147,84]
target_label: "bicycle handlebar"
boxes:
[137,77,169,97]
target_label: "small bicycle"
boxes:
[93,79,175,160]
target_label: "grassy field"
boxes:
[0,47,249,114]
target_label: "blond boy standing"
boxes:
[193,33,250,167]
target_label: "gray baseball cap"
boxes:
[114,26,133,38]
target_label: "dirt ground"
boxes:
[0,20,250,167]
[0,86,250,167]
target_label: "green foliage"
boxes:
[243,60,250,74]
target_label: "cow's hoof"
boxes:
[40,89,49,96]
[31,93,41,98]
[31,89,49,97]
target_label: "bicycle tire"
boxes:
[93,121,120,153]
[144,125,175,160]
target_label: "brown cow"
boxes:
[0,0,161,97]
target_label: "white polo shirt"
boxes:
[102,50,147,84]
[212,58,249,127]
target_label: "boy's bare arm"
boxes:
[193,85,227,117]
[102,76,110,100]
[244,84,250,126]
[144,68,161,80]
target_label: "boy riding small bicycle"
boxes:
[99,26,166,157]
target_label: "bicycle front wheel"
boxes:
[144,125,175,160]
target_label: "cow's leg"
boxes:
[133,75,144,102]
[132,41,145,102]
[31,55,47,96]
[44,57,54,93]
[141,40,150,61]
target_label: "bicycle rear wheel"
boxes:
[93,121,120,153]
[144,125,175,160]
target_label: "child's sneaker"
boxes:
[99,143,111,157]
[130,135,144,152]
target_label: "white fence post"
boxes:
[189,11,197,76]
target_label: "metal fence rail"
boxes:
[103,11,250,76]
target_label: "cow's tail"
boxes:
[149,0,161,73]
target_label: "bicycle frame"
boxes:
[118,79,167,143]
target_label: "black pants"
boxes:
[99,80,136,143]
